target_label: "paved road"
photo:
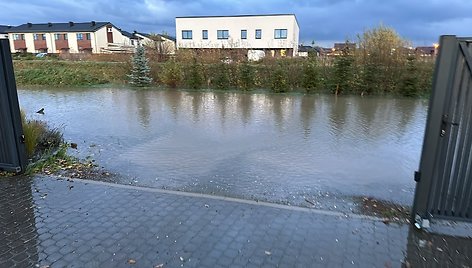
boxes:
[1,176,471,267]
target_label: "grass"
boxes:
[14,60,130,86]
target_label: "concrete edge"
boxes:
[41,175,389,222]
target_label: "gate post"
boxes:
[0,38,27,173]
[411,35,459,225]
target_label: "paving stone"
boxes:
[0,176,472,267]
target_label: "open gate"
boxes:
[0,38,26,173]
[412,35,472,225]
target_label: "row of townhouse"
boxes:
[175,14,300,57]
[1,15,298,57]
[0,21,176,54]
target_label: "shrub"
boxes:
[302,56,318,92]
[332,48,354,94]
[238,61,254,90]
[399,56,420,97]
[21,111,63,158]
[211,62,230,90]
[186,58,204,89]
[270,64,289,92]
[159,60,183,88]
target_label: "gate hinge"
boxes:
[414,171,421,182]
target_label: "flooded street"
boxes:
[18,88,428,208]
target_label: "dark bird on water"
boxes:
[36,108,44,114]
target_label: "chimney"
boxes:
[48,22,52,27]
[69,21,74,27]
[27,22,32,27]
[91,21,96,26]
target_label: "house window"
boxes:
[202,30,208,40]
[77,33,83,40]
[13,34,23,40]
[41,34,46,40]
[241,30,247,39]
[63,34,68,40]
[182,30,192,40]
[255,29,262,39]
[274,29,288,39]
[54,33,60,40]
[217,30,229,40]
[33,33,39,40]
[86,33,91,40]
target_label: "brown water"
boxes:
[18,88,428,208]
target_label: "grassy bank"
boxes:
[14,60,130,87]
[14,57,434,97]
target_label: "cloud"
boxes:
[0,0,470,46]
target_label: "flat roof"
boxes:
[176,14,299,26]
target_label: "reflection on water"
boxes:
[18,88,428,206]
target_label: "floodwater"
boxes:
[18,88,428,208]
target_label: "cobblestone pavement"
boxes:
[1,176,471,268]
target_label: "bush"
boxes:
[238,61,255,90]
[332,48,354,94]
[302,56,318,92]
[21,111,63,159]
[159,60,183,88]
[186,59,204,89]
[211,62,230,90]
[399,56,420,97]
[270,64,289,92]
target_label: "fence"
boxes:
[412,35,472,225]
[0,38,27,173]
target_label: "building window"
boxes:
[255,29,262,39]
[202,30,208,40]
[13,34,23,40]
[274,29,288,39]
[77,33,83,40]
[182,30,192,40]
[63,34,68,40]
[217,30,229,40]
[41,34,46,40]
[86,33,91,40]
[54,33,60,40]
[241,30,247,39]
[33,33,39,40]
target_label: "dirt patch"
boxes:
[355,196,411,224]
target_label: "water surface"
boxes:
[18,88,428,208]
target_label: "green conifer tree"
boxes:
[128,46,152,86]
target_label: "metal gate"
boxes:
[0,38,27,173]
[412,35,472,224]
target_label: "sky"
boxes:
[0,0,471,47]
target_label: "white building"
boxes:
[175,14,299,57]
[122,31,176,54]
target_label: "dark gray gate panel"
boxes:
[0,38,26,173]
[412,36,472,224]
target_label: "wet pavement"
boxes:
[1,176,472,267]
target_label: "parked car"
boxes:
[35,53,47,58]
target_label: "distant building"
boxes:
[415,46,436,57]
[5,21,135,54]
[331,42,356,55]
[298,45,317,57]
[0,25,11,39]
[175,14,300,57]
[120,31,176,54]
